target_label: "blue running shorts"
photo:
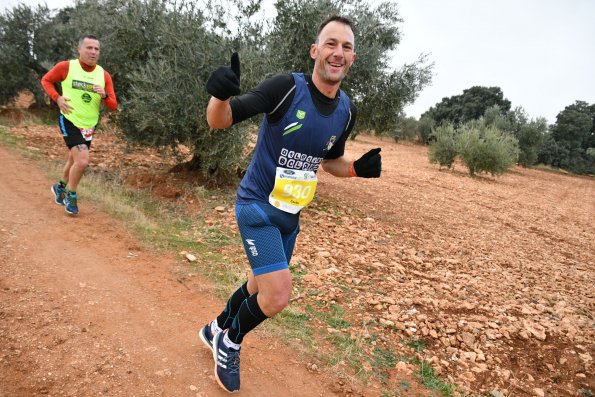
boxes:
[235,202,300,276]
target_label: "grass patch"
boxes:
[319,304,351,329]
[81,170,199,250]
[0,107,58,127]
[403,337,427,353]
[414,359,458,396]
[272,307,314,347]
[368,346,397,384]
[0,127,40,159]
[323,332,366,369]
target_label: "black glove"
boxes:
[206,52,241,101]
[353,148,382,178]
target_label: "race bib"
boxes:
[80,127,95,141]
[269,167,318,214]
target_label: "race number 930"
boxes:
[281,183,312,200]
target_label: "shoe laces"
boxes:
[67,194,77,206]
[226,350,241,374]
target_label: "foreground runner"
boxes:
[41,35,118,215]
[200,15,382,393]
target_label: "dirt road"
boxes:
[0,144,345,396]
[1,120,594,396]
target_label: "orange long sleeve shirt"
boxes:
[41,60,118,111]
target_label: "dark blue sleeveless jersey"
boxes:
[237,73,351,204]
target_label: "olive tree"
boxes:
[265,0,433,137]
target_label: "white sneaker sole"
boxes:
[50,186,65,206]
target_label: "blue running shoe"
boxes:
[213,330,240,393]
[199,323,216,352]
[51,183,65,205]
[64,192,79,215]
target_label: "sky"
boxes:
[394,0,595,124]
[2,0,594,124]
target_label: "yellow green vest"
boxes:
[61,59,105,129]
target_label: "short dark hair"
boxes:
[78,35,100,47]
[316,15,354,41]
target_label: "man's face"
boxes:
[310,21,356,85]
[78,38,101,66]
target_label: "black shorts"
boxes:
[59,115,93,149]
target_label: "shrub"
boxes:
[457,124,519,176]
[418,115,435,144]
[389,116,418,142]
[428,123,458,169]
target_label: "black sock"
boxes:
[216,281,250,329]
[227,293,268,344]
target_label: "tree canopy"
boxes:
[1,0,433,182]
[543,100,595,173]
[422,86,511,126]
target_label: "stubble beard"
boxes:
[316,60,347,85]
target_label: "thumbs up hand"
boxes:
[206,52,241,101]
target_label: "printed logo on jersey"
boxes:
[81,92,92,103]
[283,121,303,136]
[325,135,337,152]
[296,109,306,119]
[72,79,95,92]
[245,239,258,256]
[278,148,322,171]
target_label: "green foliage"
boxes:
[545,100,595,174]
[428,123,458,169]
[367,346,397,384]
[389,116,418,142]
[457,121,520,176]
[0,4,54,106]
[417,115,435,144]
[415,360,457,396]
[483,105,547,167]
[422,86,511,126]
[320,304,351,329]
[403,337,426,352]
[515,117,548,167]
[578,388,593,397]
[2,0,434,183]
[428,115,520,176]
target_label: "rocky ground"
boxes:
[1,110,593,396]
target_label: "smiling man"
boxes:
[41,35,117,215]
[200,15,382,393]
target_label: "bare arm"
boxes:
[323,148,382,178]
[206,97,233,129]
[321,155,354,178]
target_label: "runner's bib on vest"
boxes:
[269,167,318,214]
[80,127,95,141]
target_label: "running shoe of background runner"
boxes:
[51,182,65,205]
[199,323,216,352]
[64,192,78,215]
[212,330,241,393]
